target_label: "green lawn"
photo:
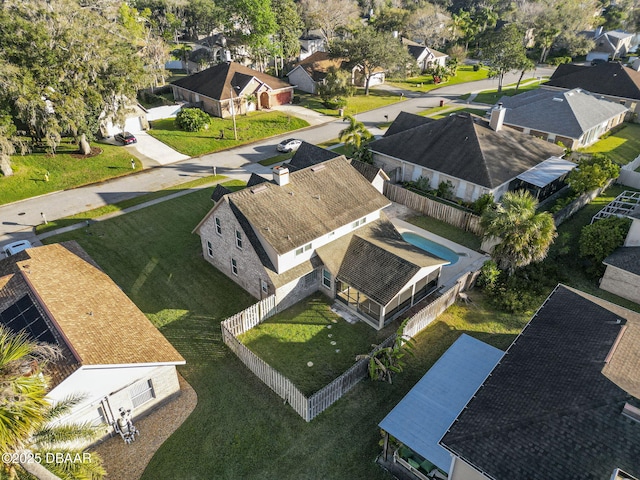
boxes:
[406,216,482,251]
[579,123,640,165]
[296,88,406,118]
[239,293,396,395]
[41,185,528,480]
[0,140,142,206]
[464,80,545,105]
[148,111,309,157]
[387,65,490,93]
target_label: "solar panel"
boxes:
[0,295,58,345]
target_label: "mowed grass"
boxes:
[42,184,529,480]
[463,79,546,104]
[0,139,141,205]
[296,88,406,117]
[579,123,640,165]
[148,111,309,157]
[407,215,482,251]
[239,293,396,395]
[387,65,490,93]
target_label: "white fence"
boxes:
[221,273,478,421]
[618,154,640,190]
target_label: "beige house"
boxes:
[194,156,447,330]
[0,243,185,443]
[171,62,294,118]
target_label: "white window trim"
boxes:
[130,379,155,408]
[206,240,214,258]
[231,258,238,276]
[215,217,222,236]
[322,269,332,289]
[235,229,243,249]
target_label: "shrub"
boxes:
[414,175,431,193]
[175,108,211,132]
[579,216,631,267]
[566,154,620,194]
[471,193,495,215]
[436,180,454,200]
[323,97,347,110]
[548,56,572,65]
[476,260,501,291]
[292,95,301,104]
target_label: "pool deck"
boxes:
[391,218,489,287]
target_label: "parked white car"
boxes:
[277,138,302,153]
[2,240,32,257]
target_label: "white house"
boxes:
[402,38,448,71]
[194,156,447,330]
[0,242,185,443]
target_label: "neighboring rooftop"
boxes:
[370,112,564,188]
[3,243,185,367]
[288,142,340,171]
[603,247,640,276]
[288,51,343,82]
[171,61,292,100]
[498,88,628,139]
[545,62,640,101]
[379,334,503,473]
[441,285,640,480]
[383,111,434,137]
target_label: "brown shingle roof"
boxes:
[219,156,391,255]
[171,61,292,101]
[16,244,184,366]
[291,52,344,82]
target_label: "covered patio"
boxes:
[379,335,503,479]
[509,156,576,201]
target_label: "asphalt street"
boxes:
[0,67,555,245]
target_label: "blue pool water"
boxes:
[401,232,459,265]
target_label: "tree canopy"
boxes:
[481,190,557,275]
[481,23,529,93]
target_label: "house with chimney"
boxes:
[369,111,574,202]
[380,285,640,480]
[193,156,448,330]
[0,242,185,443]
[496,88,628,149]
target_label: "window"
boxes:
[295,243,312,256]
[322,269,332,289]
[130,379,155,408]
[231,258,238,276]
[235,230,243,249]
[261,280,268,294]
[303,269,318,287]
[206,240,213,257]
[351,217,366,229]
[215,217,222,236]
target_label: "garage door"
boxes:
[124,116,144,134]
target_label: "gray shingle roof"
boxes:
[171,62,292,100]
[499,88,628,140]
[604,247,640,276]
[441,285,640,480]
[546,62,640,101]
[288,142,340,171]
[384,111,434,137]
[370,112,564,188]
[316,217,446,306]
[225,156,391,255]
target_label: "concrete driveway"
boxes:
[128,131,190,167]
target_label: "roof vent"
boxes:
[622,403,640,423]
[552,97,563,102]
[314,194,321,200]
[311,164,326,172]
[251,185,268,194]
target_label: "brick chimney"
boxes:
[273,166,290,186]
[490,103,506,131]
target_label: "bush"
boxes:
[436,180,454,200]
[548,56,572,66]
[473,64,480,71]
[414,175,431,193]
[476,260,501,291]
[323,98,347,110]
[471,193,495,215]
[579,217,631,266]
[567,154,620,195]
[292,95,301,104]
[175,108,211,132]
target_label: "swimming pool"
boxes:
[401,232,460,265]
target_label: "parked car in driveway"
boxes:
[2,240,32,257]
[277,138,302,153]
[115,132,137,145]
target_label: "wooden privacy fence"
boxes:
[384,183,483,236]
[221,273,477,421]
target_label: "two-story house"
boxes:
[193,156,448,330]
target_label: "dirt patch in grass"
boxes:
[70,147,103,159]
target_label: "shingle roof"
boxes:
[604,247,640,276]
[211,184,232,202]
[546,62,640,101]
[289,52,343,82]
[171,62,292,100]
[315,216,445,306]
[499,88,628,139]
[220,156,391,255]
[384,111,434,137]
[370,112,564,188]
[441,285,640,480]
[14,243,185,366]
[288,142,340,171]
[349,159,389,183]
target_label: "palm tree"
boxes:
[339,115,372,155]
[0,325,105,479]
[481,190,557,275]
